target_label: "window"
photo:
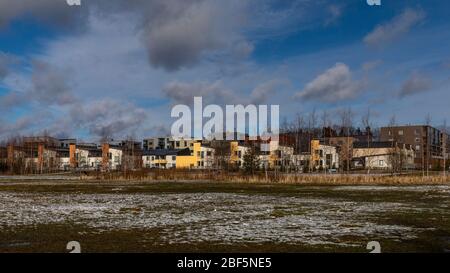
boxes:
[415,138,420,143]
[379,160,384,167]
[415,145,421,151]
[172,156,176,161]
[398,130,404,136]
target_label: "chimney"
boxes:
[102,143,110,170]
[69,144,76,168]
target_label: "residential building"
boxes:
[74,143,103,170]
[101,143,123,171]
[322,136,355,171]
[176,142,215,169]
[380,125,449,169]
[291,154,311,172]
[310,140,339,170]
[143,137,196,151]
[142,149,190,169]
[58,138,77,149]
[229,141,250,168]
[353,141,415,170]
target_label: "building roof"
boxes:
[353,141,396,149]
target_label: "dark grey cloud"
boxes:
[141,0,247,71]
[1,0,342,73]
[30,61,77,105]
[0,0,250,72]
[0,0,87,29]
[68,99,148,138]
[294,63,363,103]
[364,8,425,47]
[399,72,432,98]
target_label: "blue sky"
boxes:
[0,0,449,141]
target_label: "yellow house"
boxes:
[310,139,321,168]
[175,142,200,168]
[175,142,215,169]
[229,141,250,168]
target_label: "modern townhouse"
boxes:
[175,142,215,169]
[310,139,340,171]
[142,149,190,169]
[143,136,196,151]
[229,141,250,168]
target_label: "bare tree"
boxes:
[294,113,305,154]
[243,144,260,175]
[387,144,407,174]
[338,107,353,174]
[389,114,397,127]
[361,107,374,174]
[425,113,432,126]
[308,108,318,137]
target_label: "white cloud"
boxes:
[294,63,363,103]
[250,79,289,104]
[364,8,425,47]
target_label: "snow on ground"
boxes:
[1,186,447,246]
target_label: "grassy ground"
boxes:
[0,180,449,253]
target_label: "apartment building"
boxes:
[143,137,196,151]
[322,136,355,171]
[175,142,215,169]
[380,125,449,169]
[352,141,415,170]
[73,143,103,170]
[142,149,191,169]
[310,140,339,170]
[229,141,250,168]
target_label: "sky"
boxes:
[0,0,449,141]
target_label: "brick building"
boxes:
[380,125,449,170]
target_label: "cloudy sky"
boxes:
[0,0,449,141]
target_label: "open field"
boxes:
[0,180,450,253]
